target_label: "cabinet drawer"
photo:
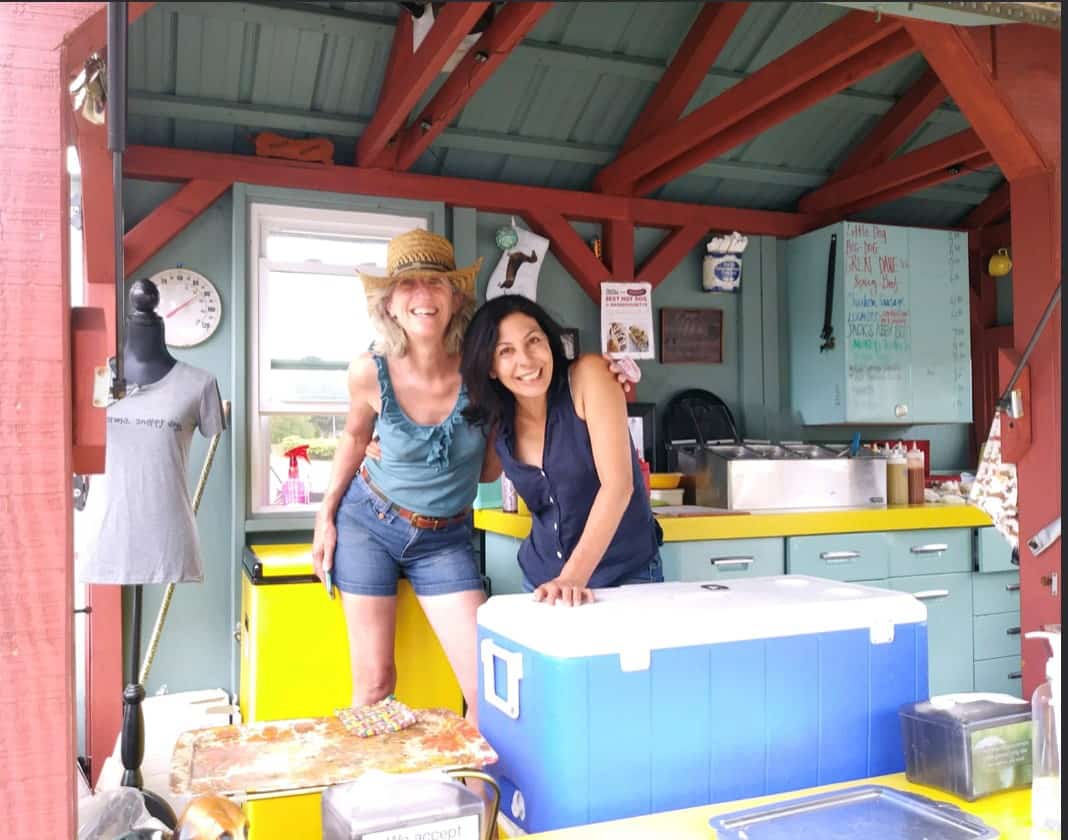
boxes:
[887,528,971,577]
[976,526,1016,573]
[972,571,1020,615]
[887,572,973,697]
[660,538,784,582]
[973,656,1024,698]
[973,611,1021,661]
[786,533,888,581]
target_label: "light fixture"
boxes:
[988,248,1013,277]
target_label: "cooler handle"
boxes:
[481,638,523,720]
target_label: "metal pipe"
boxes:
[997,282,1061,409]
[108,1,129,400]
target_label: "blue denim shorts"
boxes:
[520,554,664,593]
[332,475,484,597]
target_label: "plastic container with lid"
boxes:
[321,769,484,840]
[898,693,1033,801]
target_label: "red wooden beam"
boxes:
[632,30,914,196]
[124,179,234,278]
[62,2,155,77]
[636,223,708,287]
[960,180,1010,229]
[358,2,490,167]
[77,125,115,286]
[594,11,904,194]
[123,144,817,236]
[395,3,551,171]
[621,3,749,151]
[602,219,635,281]
[823,153,994,220]
[831,67,946,181]
[797,128,988,214]
[903,20,1048,180]
[523,210,610,302]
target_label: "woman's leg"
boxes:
[339,592,398,705]
[416,588,487,727]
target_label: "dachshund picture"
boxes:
[499,249,539,289]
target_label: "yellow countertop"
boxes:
[475,504,993,541]
[523,773,1032,839]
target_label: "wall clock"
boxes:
[149,267,223,348]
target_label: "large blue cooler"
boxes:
[477,576,929,834]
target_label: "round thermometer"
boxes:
[150,267,223,347]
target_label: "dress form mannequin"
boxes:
[123,279,177,387]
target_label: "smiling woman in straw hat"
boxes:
[312,228,494,727]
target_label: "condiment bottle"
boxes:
[887,446,908,506]
[906,444,925,505]
[500,474,518,513]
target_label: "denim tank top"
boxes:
[495,374,660,588]
[361,354,486,516]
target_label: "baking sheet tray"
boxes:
[709,785,998,839]
[171,708,497,797]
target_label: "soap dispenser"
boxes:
[1026,630,1060,833]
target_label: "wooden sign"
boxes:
[659,307,723,364]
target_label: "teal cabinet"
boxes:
[887,528,971,577]
[786,532,888,581]
[887,572,974,696]
[786,221,971,424]
[660,538,784,582]
[974,656,1024,698]
[483,532,525,596]
[976,526,1016,572]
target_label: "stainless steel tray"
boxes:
[708,785,998,839]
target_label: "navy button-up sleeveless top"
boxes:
[495,375,660,588]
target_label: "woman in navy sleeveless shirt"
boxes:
[461,296,662,606]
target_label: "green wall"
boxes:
[121,184,975,697]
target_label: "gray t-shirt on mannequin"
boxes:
[78,362,226,584]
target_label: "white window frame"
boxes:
[248,202,427,514]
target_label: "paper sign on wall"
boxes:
[486,218,549,303]
[600,282,655,359]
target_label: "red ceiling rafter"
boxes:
[961,180,1011,228]
[394,2,551,171]
[620,2,749,152]
[631,29,915,196]
[62,1,155,77]
[636,223,708,288]
[123,145,816,236]
[797,128,988,215]
[903,20,1048,180]
[602,219,635,282]
[77,126,116,286]
[830,67,946,181]
[357,2,490,167]
[522,210,610,302]
[123,179,234,278]
[594,11,904,194]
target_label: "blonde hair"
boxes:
[366,280,476,357]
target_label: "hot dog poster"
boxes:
[600,282,655,360]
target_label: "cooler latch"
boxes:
[481,638,523,719]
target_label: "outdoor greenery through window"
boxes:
[250,203,427,513]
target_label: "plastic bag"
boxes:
[78,787,169,840]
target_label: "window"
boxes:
[249,203,428,513]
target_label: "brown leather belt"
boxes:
[359,464,469,531]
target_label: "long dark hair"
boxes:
[461,295,571,429]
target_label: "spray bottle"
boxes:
[278,444,311,505]
[1025,630,1060,833]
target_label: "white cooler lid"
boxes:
[477,576,927,659]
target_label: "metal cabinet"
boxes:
[887,572,975,696]
[483,531,526,595]
[785,221,971,424]
[659,538,785,582]
[786,532,888,581]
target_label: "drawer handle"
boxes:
[909,543,949,554]
[913,589,950,600]
[711,556,754,568]
[820,551,860,562]
[1005,583,1020,592]
[1006,626,1021,636]
[1008,671,1023,680]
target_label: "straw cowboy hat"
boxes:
[359,229,482,298]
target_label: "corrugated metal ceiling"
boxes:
[126,1,1003,227]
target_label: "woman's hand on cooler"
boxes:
[533,576,596,607]
[311,511,336,584]
[601,354,640,393]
